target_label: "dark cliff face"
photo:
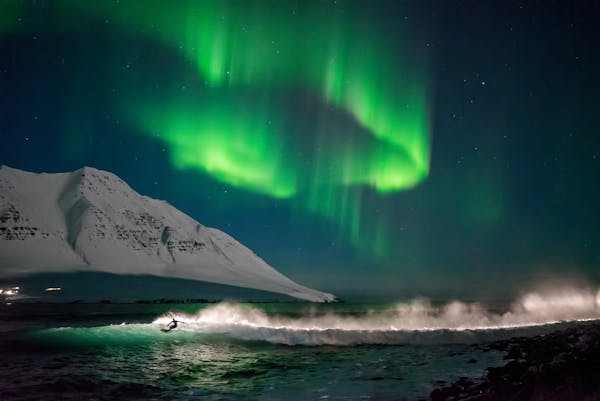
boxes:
[0,205,42,241]
[0,171,50,242]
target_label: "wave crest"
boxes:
[152,288,600,345]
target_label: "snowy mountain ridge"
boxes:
[0,165,334,302]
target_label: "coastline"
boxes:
[428,321,600,400]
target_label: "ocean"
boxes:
[0,297,598,401]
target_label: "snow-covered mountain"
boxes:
[0,166,334,302]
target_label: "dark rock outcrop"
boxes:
[430,322,600,401]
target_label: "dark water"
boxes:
[0,301,568,401]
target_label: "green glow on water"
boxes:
[29,324,204,348]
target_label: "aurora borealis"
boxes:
[2,0,431,256]
[1,0,599,298]
[103,0,431,257]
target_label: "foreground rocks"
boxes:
[430,322,600,401]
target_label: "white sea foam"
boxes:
[153,287,600,345]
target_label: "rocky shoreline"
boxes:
[428,321,600,400]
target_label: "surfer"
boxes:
[161,317,182,333]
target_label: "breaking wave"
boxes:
[28,287,600,347]
[152,288,600,345]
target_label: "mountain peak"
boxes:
[0,166,334,302]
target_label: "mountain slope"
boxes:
[0,166,334,302]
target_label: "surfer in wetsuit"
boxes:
[161,318,182,333]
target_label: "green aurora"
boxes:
[2,0,432,257]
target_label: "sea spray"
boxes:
[26,287,600,348]
[151,287,600,345]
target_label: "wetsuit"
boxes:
[161,319,180,332]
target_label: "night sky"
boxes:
[1,0,599,299]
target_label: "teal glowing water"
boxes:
[2,295,599,400]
